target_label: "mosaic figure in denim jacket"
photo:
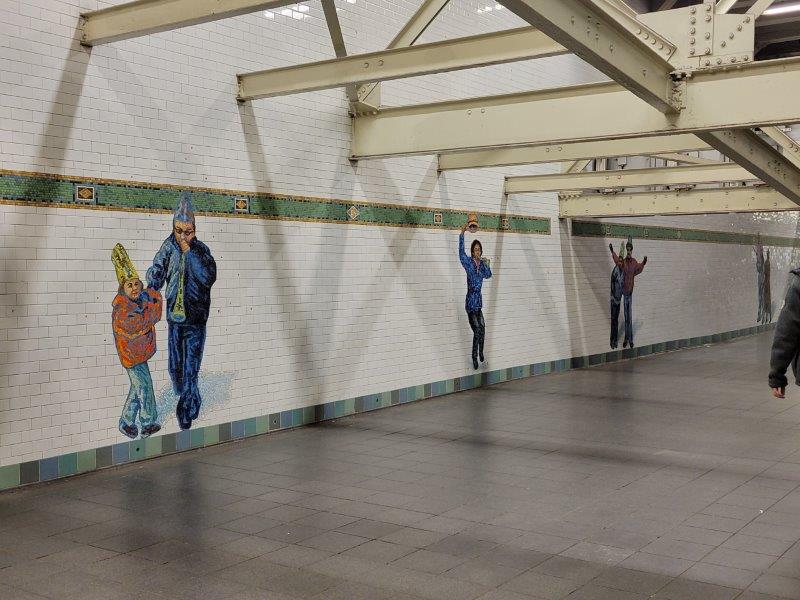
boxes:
[610,242,626,349]
[459,219,492,370]
[147,192,217,430]
[111,244,163,440]
[763,249,772,324]
[755,234,766,323]
[609,236,647,349]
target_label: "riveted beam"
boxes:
[237,28,566,101]
[495,0,678,113]
[358,0,451,107]
[507,163,754,194]
[559,185,797,217]
[80,0,296,46]
[696,128,800,204]
[353,57,800,159]
[761,126,800,169]
[437,135,710,171]
[648,152,721,164]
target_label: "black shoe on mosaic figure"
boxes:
[472,356,479,370]
[119,423,138,439]
[140,424,161,438]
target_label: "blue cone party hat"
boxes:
[174,191,195,224]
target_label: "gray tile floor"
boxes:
[2,333,800,600]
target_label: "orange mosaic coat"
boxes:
[112,289,163,368]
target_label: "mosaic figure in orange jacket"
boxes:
[112,244,163,439]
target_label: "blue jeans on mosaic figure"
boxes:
[610,298,621,348]
[623,293,634,347]
[169,323,207,425]
[468,310,486,363]
[121,362,158,430]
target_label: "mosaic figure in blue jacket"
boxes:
[147,192,217,430]
[610,242,625,349]
[459,222,492,370]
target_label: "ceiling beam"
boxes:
[559,185,797,217]
[80,0,295,46]
[507,163,754,194]
[358,0,451,107]
[320,0,358,103]
[696,128,800,204]
[656,0,680,9]
[352,57,800,159]
[648,152,721,164]
[237,28,566,101]
[437,135,711,171]
[495,0,678,113]
[750,0,777,18]
[716,0,739,14]
[761,126,800,168]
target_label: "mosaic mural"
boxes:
[609,236,648,349]
[459,215,493,370]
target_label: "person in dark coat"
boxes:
[147,192,217,430]
[769,269,800,399]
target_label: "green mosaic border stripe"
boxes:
[0,170,549,235]
[572,220,799,247]
[0,322,774,492]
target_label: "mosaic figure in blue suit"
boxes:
[459,221,493,370]
[147,192,217,430]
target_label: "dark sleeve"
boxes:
[769,276,800,389]
[147,239,172,290]
[458,233,470,271]
[187,241,217,289]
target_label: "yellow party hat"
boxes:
[111,243,139,286]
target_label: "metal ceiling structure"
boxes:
[79,0,800,218]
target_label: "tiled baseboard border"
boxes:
[0,323,774,492]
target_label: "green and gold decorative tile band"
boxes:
[572,219,799,247]
[0,169,550,234]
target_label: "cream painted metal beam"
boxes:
[80,0,295,46]
[437,135,710,171]
[564,160,592,173]
[237,28,566,101]
[353,57,800,159]
[750,0,777,18]
[358,0,451,106]
[496,0,678,113]
[762,126,800,169]
[697,128,800,204]
[506,163,754,194]
[716,0,739,14]
[657,0,680,9]
[559,185,797,217]
[649,153,720,164]
[320,0,358,103]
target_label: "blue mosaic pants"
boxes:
[120,362,157,430]
[623,293,634,347]
[610,298,621,348]
[169,323,207,425]
[467,309,486,361]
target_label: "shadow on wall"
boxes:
[557,219,607,356]
[155,372,236,429]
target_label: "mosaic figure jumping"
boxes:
[609,236,647,349]
[459,215,493,370]
[147,192,217,430]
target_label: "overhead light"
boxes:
[763,1,800,15]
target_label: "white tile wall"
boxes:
[0,0,797,465]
